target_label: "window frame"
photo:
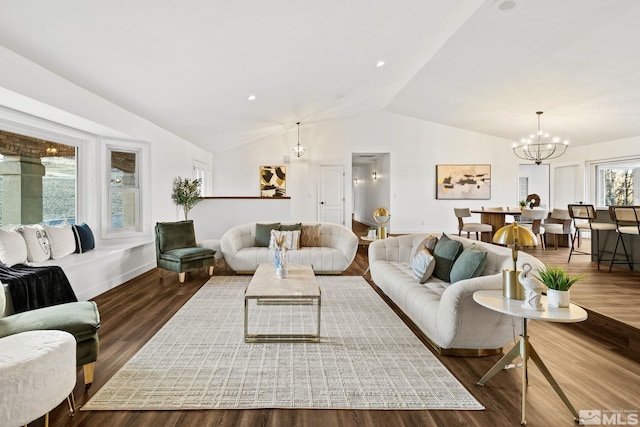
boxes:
[591,156,640,208]
[100,138,150,240]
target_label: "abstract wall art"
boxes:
[260,165,286,197]
[436,164,491,200]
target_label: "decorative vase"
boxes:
[547,289,570,308]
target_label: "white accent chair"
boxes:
[454,208,492,240]
[0,330,76,427]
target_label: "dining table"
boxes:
[470,208,521,238]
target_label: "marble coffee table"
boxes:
[244,263,321,343]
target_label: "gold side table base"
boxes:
[477,319,580,425]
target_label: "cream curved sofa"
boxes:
[369,233,545,355]
[220,222,358,274]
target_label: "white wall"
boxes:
[212,112,520,234]
[547,136,640,208]
[0,46,214,298]
[518,164,549,207]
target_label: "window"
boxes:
[595,158,640,207]
[102,139,149,239]
[109,149,139,231]
[0,129,77,227]
[193,159,211,196]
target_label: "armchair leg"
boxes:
[179,272,186,283]
[83,362,95,389]
[208,266,214,276]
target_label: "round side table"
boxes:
[473,290,587,425]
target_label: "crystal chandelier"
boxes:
[512,111,569,165]
[292,122,305,158]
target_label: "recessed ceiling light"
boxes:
[248,94,256,101]
[376,60,385,67]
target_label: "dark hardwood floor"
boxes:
[40,224,640,427]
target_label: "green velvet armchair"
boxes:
[155,220,216,283]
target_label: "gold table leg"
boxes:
[477,318,579,425]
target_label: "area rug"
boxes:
[82,276,483,411]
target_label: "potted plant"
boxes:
[518,200,527,210]
[534,266,585,308]
[171,177,202,220]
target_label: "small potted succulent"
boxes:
[534,266,585,308]
[518,200,527,210]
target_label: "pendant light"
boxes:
[292,122,305,158]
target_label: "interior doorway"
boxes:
[352,153,390,231]
[518,164,550,208]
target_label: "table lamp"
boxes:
[373,207,390,239]
[492,222,537,300]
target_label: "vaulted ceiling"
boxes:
[1,0,639,152]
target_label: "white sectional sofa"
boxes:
[220,222,358,274]
[369,233,545,355]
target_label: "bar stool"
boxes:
[609,206,640,272]
[568,204,617,269]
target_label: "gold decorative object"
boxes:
[373,207,390,239]
[492,222,537,300]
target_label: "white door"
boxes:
[319,165,344,225]
[553,165,579,208]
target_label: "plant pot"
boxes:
[547,289,570,308]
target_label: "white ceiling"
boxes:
[1,0,640,152]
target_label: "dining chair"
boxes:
[519,208,548,250]
[453,208,492,240]
[543,209,573,250]
[567,204,616,269]
[608,206,640,272]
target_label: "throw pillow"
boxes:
[280,223,302,231]
[449,244,488,284]
[432,233,464,282]
[269,230,301,250]
[18,224,51,262]
[44,221,76,260]
[72,223,96,253]
[300,224,321,247]
[255,222,281,247]
[412,248,436,284]
[413,235,438,258]
[0,228,28,266]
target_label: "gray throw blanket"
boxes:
[0,264,78,313]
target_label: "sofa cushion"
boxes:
[156,220,197,252]
[269,230,301,250]
[280,223,302,231]
[412,248,436,284]
[413,235,438,258]
[43,222,76,260]
[300,224,321,247]
[72,223,95,253]
[449,244,488,283]
[0,229,28,266]
[432,233,463,282]
[255,222,281,247]
[160,247,216,262]
[18,225,51,262]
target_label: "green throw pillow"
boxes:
[280,223,302,231]
[255,222,281,247]
[449,244,488,283]
[432,233,463,282]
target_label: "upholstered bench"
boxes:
[0,301,100,388]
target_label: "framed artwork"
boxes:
[436,164,491,200]
[260,165,286,197]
